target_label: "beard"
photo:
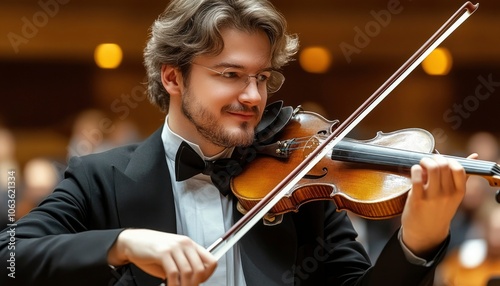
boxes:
[181,89,258,148]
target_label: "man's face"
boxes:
[176,28,272,149]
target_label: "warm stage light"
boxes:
[422,47,452,76]
[299,46,332,74]
[94,43,123,69]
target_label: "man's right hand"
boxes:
[107,229,217,286]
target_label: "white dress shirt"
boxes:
[161,116,246,286]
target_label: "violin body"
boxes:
[231,107,500,220]
[231,108,435,219]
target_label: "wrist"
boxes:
[107,229,131,267]
[401,227,448,259]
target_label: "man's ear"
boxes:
[161,65,183,96]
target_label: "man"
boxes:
[0,0,474,285]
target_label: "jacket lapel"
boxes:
[114,127,175,285]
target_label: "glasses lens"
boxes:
[267,71,285,93]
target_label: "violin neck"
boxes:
[331,140,500,186]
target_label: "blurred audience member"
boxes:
[67,109,143,160]
[0,128,19,228]
[449,132,500,250]
[103,119,141,149]
[17,158,61,219]
[436,204,500,286]
[67,109,114,159]
[450,176,496,250]
[0,128,19,186]
[466,132,500,164]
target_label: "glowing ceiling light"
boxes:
[94,43,123,69]
[422,47,453,76]
[299,46,332,74]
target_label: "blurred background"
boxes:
[1,0,499,168]
[1,0,500,282]
[1,0,499,165]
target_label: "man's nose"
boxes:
[239,77,263,106]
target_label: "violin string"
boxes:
[283,135,498,174]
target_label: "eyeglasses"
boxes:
[191,63,285,94]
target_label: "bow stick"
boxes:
[208,1,479,260]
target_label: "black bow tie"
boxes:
[174,141,242,196]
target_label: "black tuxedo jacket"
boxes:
[0,127,447,285]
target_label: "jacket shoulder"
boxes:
[65,126,165,179]
[69,143,139,172]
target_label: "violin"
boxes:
[231,106,500,220]
[207,1,480,259]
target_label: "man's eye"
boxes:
[257,73,270,82]
[221,71,240,79]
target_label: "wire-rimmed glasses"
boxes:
[191,62,285,95]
